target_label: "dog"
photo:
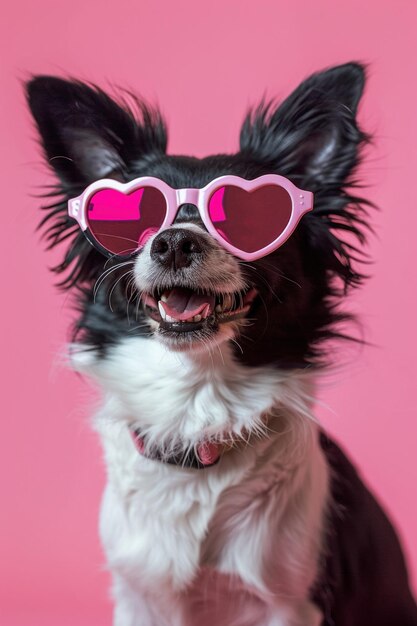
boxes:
[27,62,417,626]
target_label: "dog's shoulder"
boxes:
[313,432,417,626]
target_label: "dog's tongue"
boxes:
[160,287,215,322]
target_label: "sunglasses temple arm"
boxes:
[68,196,87,230]
[306,191,314,212]
[297,190,314,217]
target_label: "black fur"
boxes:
[315,433,417,626]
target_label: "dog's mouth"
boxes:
[141,286,257,344]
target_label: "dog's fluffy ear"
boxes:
[26,76,167,186]
[241,62,372,308]
[239,62,367,188]
[26,77,167,289]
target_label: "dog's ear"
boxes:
[241,62,372,305]
[26,77,167,289]
[26,76,167,186]
[239,62,366,188]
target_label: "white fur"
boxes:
[72,338,328,626]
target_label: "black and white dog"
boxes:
[27,62,417,626]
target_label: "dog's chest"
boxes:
[86,339,327,623]
[85,338,289,443]
[100,443,326,626]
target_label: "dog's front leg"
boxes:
[112,574,156,626]
[112,574,186,626]
[262,600,323,626]
[100,480,194,626]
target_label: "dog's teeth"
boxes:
[223,294,233,310]
[201,304,211,319]
[160,293,169,302]
[158,301,167,320]
[194,315,202,322]
[166,314,176,323]
[215,304,222,313]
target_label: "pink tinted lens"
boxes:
[208,184,293,253]
[86,187,167,255]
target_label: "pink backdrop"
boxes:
[1,1,416,623]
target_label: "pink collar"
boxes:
[130,428,222,469]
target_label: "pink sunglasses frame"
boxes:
[68,174,314,261]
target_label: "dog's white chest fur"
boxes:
[74,339,328,626]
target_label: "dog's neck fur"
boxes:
[73,337,319,456]
[73,338,328,625]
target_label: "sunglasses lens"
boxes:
[208,184,293,254]
[86,187,167,255]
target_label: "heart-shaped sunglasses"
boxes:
[68,174,313,261]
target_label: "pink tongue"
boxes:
[161,287,215,322]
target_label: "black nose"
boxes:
[150,228,206,269]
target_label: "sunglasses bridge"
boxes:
[176,188,200,207]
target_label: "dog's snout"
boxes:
[150,228,206,270]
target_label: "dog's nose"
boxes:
[150,228,205,269]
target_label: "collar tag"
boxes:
[130,428,221,470]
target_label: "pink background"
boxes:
[1,1,416,623]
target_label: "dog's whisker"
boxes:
[124,274,138,324]
[108,270,134,312]
[229,337,244,355]
[93,261,134,301]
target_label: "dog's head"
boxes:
[27,62,370,369]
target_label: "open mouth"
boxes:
[142,286,258,335]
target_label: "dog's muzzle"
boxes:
[134,225,257,348]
